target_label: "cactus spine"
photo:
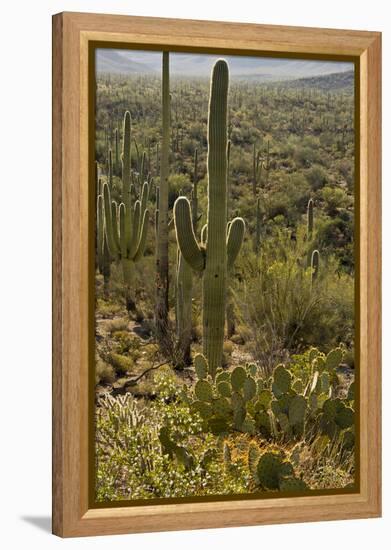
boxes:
[155,51,170,347]
[174,60,245,378]
[103,111,150,312]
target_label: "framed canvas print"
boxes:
[52,12,381,537]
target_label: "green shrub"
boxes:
[95,358,115,385]
[107,352,134,375]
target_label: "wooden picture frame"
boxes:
[52,11,381,537]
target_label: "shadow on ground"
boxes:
[21,516,51,534]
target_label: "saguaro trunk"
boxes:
[203,60,228,372]
[176,252,192,366]
[155,52,170,348]
[173,60,245,378]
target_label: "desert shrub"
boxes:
[320,185,351,216]
[95,392,249,501]
[107,352,134,375]
[237,226,354,368]
[112,331,141,356]
[104,317,129,334]
[294,146,321,168]
[95,358,115,385]
[305,165,328,189]
[168,173,192,208]
[96,298,123,318]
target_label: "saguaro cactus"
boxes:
[103,111,150,312]
[307,198,314,240]
[176,250,192,366]
[252,144,263,197]
[254,197,262,254]
[114,128,119,174]
[306,198,315,267]
[311,249,320,285]
[97,194,111,296]
[226,139,231,218]
[192,148,199,228]
[155,51,170,347]
[265,140,271,186]
[175,150,200,365]
[96,162,111,296]
[226,138,236,337]
[174,60,245,377]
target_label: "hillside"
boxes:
[274,70,354,91]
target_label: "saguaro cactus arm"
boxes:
[174,197,205,272]
[111,201,120,252]
[133,210,150,262]
[128,201,141,258]
[227,217,245,269]
[119,203,127,258]
[311,249,320,283]
[140,181,149,214]
[122,111,131,206]
[103,183,120,259]
[200,224,208,246]
[97,194,104,259]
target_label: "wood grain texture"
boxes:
[52,12,382,537]
[52,12,63,537]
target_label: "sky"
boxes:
[96,49,353,81]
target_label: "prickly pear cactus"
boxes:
[279,477,308,492]
[186,346,354,449]
[272,365,292,396]
[194,354,208,379]
[256,451,292,489]
[195,380,214,402]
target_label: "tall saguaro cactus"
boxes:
[252,144,263,197]
[192,148,199,228]
[254,197,262,254]
[96,163,111,296]
[114,128,119,174]
[103,111,150,312]
[307,198,314,240]
[311,249,320,286]
[306,198,314,267]
[155,51,170,347]
[97,195,111,296]
[174,60,245,377]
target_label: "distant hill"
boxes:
[96,49,158,74]
[96,48,353,81]
[273,70,354,91]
